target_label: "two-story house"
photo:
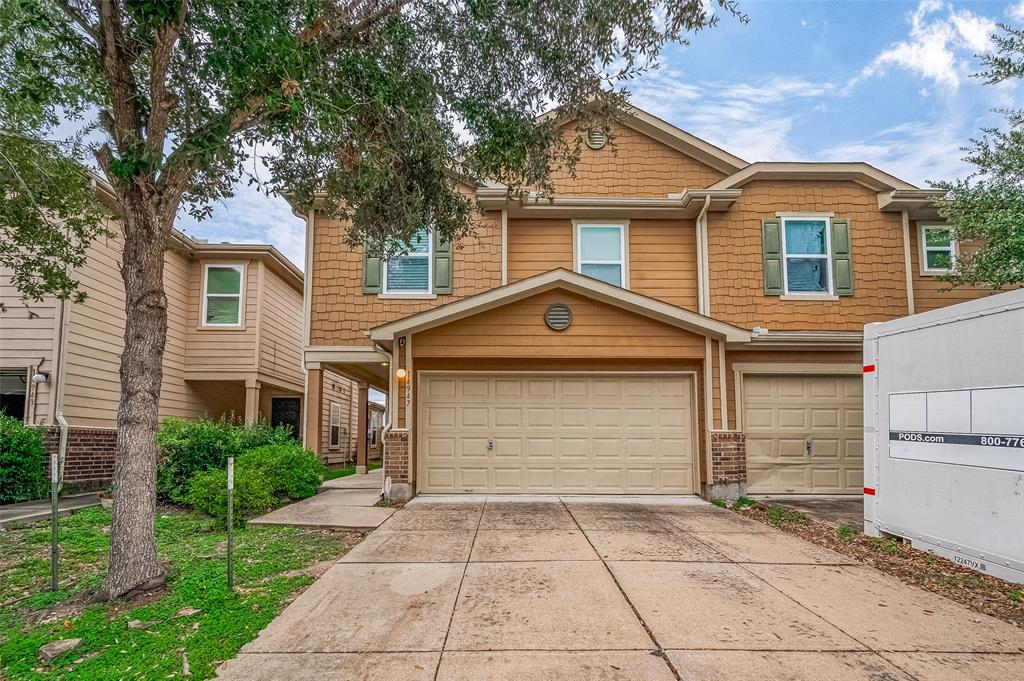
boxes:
[1,181,367,487]
[296,104,989,501]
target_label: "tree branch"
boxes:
[146,0,190,155]
[55,1,99,43]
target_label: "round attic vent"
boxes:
[585,128,607,149]
[544,303,572,331]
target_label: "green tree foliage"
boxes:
[0,414,48,503]
[0,0,742,598]
[934,24,1024,288]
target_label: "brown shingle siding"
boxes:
[309,209,502,346]
[707,180,909,330]
[548,122,726,195]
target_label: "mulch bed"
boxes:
[736,503,1024,628]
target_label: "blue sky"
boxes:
[174,0,1024,269]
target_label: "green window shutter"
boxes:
[433,232,452,294]
[831,218,854,296]
[362,252,382,294]
[761,218,783,296]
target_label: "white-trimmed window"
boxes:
[383,228,432,294]
[329,402,342,450]
[920,225,956,273]
[576,223,626,287]
[202,264,244,326]
[781,217,832,295]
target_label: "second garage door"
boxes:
[418,373,696,494]
[743,374,863,494]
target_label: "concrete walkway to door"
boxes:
[247,468,393,531]
[217,496,1024,680]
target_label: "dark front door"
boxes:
[271,397,302,437]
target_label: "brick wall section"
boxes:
[43,426,117,484]
[710,431,746,485]
[383,430,410,483]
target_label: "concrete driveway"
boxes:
[217,497,1024,680]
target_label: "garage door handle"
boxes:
[487,439,494,452]
[805,437,813,454]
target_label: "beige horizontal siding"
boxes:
[185,258,260,372]
[257,264,304,389]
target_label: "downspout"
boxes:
[695,194,715,493]
[56,411,69,493]
[695,194,712,317]
[900,210,916,315]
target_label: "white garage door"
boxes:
[743,374,863,494]
[418,373,696,494]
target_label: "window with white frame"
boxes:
[202,264,243,325]
[329,402,342,450]
[920,225,955,273]
[576,223,625,287]
[781,217,832,294]
[383,228,432,294]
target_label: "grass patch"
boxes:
[836,524,858,540]
[0,506,357,680]
[1009,589,1022,603]
[322,460,382,481]
[731,497,756,509]
[868,536,909,557]
[710,499,728,508]
[764,504,807,527]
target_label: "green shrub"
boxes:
[186,443,323,525]
[240,444,325,501]
[187,467,274,525]
[157,416,296,502]
[0,414,48,504]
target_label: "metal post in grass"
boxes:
[226,457,234,590]
[50,443,59,592]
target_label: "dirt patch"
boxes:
[736,503,1024,628]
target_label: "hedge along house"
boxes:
[0,180,363,488]
[296,104,992,502]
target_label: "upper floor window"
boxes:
[202,264,243,326]
[576,223,627,287]
[781,217,833,295]
[920,225,956,273]
[383,228,432,294]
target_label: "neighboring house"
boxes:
[296,104,992,501]
[0,184,338,487]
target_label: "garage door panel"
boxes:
[744,374,863,494]
[461,407,490,428]
[419,374,695,494]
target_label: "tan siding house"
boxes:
[296,104,1006,502]
[0,199,367,485]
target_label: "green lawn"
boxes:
[322,460,382,481]
[0,507,358,680]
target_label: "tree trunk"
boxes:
[100,205,169,600]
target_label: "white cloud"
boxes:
[1009,1,1024,22]
[630,68,831,161]
[856,0,996,90]
[816,121,972,185]
[175,143,305,269]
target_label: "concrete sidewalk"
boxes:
[0,493,100,527]
[217,497,1024,680]
[247,469,392,532]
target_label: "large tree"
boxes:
[934,23,1024,288]
[0,0,743,599]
